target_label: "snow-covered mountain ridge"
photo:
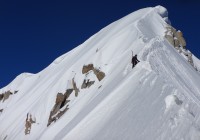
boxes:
[1,5,200,140]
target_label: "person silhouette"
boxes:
[132,54,140,68]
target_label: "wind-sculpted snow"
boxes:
[1,5,200,140]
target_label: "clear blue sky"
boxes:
[0,0,200,88]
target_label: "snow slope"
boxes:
[1,5,200,140]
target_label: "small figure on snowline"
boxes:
[131,51,140,68]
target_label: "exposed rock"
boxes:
[165,26,171,31]
[165,35,174,46]
[0,109,3,113]
[56,93,65,104]
[0,94,3,101]
[188,53,194,66]
[171,26,177,35]
[175,30,186,48]
[48,90,73,126]
[175,30,183,37]
[165,26,187,49]
[64,89,73,99]
[14,91,18,94]
[82,64,94,74]
[72,78,80,97]
[165,26,176,36]
[81,79,95,89]
[87,80,95,88]
[175,47,182,53]
[81,79,87,89]
[25,113,36,135]
[182,50,194,66]
[179,37,186,49]
[82,64,106,81]
[48,104,69,127]
[61,89,73,108]
[51,93,65,116]
[54,106,69,121]
[174,38,180,48]
[3,91,12,102]
[0,91,16,102]
[165,26,195,68]
[93,68,105,81]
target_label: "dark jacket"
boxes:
[132,55,140,64]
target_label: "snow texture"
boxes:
[0,5,200,140]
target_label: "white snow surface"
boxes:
[1,5,200,140]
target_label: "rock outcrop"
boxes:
[165,25,195,68]
[82,64,106,81]
[174,38,180,48]
[93,68,105,81]
[25,113,36,135]
[47,89,73,126]
[50,93,65,116]
[61,89,73,108]
[185,51,194,66]
[0,94,3,101]
[82,64,94,74]
[3,91,12,102]
[165,34,174,47]
[0,91,15,102]
[81,79,95,89]
[165,25,187,49]
[72,78,80,97]
[175,30,186,48]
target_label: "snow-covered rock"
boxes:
[175,30,187,48]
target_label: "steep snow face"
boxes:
[1,5,200,140]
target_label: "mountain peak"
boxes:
[1,6,200,140]
[154,5,168,18]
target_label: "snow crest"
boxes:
[1,5,200,140]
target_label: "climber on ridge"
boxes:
[131,51,140,68]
